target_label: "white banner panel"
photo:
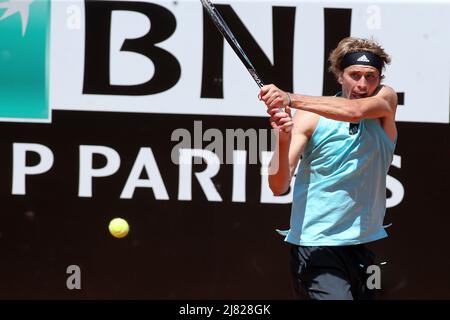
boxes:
[50,0,450,123]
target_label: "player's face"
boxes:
[338,65,381,99]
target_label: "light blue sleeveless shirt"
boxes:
[283,116,396,246]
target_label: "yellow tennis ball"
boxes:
[108,218,129,238]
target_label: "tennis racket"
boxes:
[200,0,265,88]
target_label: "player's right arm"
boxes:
[268,110,319,195]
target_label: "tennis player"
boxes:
[260,37,397,300]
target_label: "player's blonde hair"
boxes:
[328,37,391,79]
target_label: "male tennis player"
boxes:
[259,37,397,300]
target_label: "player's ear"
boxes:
[337,72,344,85]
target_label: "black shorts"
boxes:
[289,243,377,300]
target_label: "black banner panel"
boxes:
[0,111,448,299]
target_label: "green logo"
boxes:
[0,0,50,122]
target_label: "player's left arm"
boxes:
[261,84,397,122]
[290,86,397,122]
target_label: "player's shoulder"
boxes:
[375,85,398,108]
[292,109,320,137]
[377,84,395,94]
[377,85,397,99]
